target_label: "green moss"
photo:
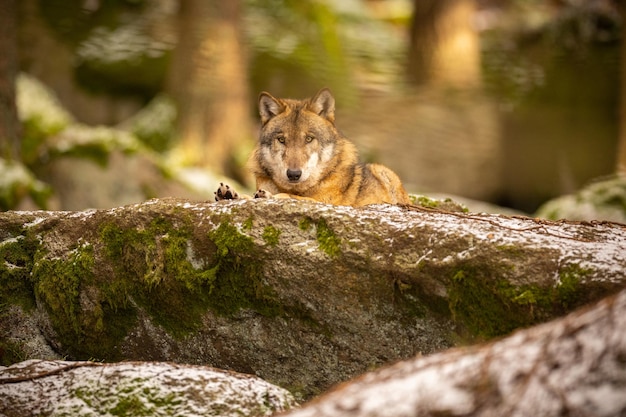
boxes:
[447,261,592,340]
[449,267,547,339]
[413,195,441,208]
[299,217,312,231]
[556,264,588,309]
[448,269,523,339]
[2,211,322,360]
[33,243,94,337]
[314,218,342,258]
[98,216,286,340]
[242,216,254,231]
[74,381,183,416]
[411,195,469,212]
[30,240,135,360]
[0,233,39,311]
[99,218,214,337]
[207,220,282,317]
[0,337,26,366]
[110,395,150,416]
[262,226,281,247]
[299,216,342,257]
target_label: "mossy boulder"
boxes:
[0,360,296,417]
[536,174,626,223]
[1,198,625,398]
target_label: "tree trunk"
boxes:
[0,0,20,160]
[407,0,481,89]
[167,0,252,180]
[283,288,626,417]
[618,0,626,174]
[1,198,625,398]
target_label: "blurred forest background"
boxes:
[0,0,625,215]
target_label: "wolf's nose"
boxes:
[287,169,302,181]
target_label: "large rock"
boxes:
[1,198,625,398]
[282,288,626,417]
[536,174,626,223]
[0,359,295,416]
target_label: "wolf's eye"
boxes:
[305,135,315,143]
[276,135,285,144]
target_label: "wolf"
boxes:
[215,88,411,206]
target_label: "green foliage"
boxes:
[0,159,51,211]
[46,125,142,168]
[129,95,177,152]
[16,75,74,166]
[75,24,171,97]
[246,0,352,99]
[10,73,148,210]
[39,0,168,98]
[246,0,404,102]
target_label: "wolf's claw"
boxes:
[215,182,238,201]
[254,189,272,199]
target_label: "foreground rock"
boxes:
[283,288,626,417]
[1,198,625,398]
[0,360,296,416]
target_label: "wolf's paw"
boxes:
[215,183,239,201]
[254,189,273,199]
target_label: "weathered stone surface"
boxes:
[1,198,625,398]
[282,288,626,417]
[0,359,295,416]
[536,174,626,223]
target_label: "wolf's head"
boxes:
[256,88,340,193]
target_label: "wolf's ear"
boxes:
[309,88,335,122]
[259,92,284,125]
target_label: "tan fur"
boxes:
[216,89,411,207]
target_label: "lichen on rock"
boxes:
[0,360,296,417]
[536,174,626,223]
